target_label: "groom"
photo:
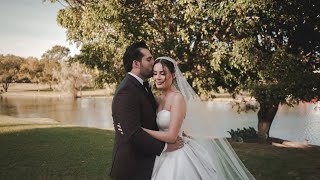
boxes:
[110,42,183,180]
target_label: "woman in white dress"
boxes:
[142,57,256,180]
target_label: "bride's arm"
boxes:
[143,93,186,143]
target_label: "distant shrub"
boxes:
[228,127,258,143]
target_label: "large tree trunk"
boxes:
[257,102,280,142]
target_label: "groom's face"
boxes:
[139,48,154,79]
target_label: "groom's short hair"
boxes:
[123,41,149,72]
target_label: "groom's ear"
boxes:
[172,73,176,79]
[132,60,140,69]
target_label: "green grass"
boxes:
[232,142,320,180]
[0,125,319,180]
[0,127,114,180]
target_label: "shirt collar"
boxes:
[128,72,144,85]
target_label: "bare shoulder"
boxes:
[171,91,185,103]
[170,91,186,116]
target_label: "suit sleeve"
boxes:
[112,89,165,156]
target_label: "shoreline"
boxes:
[0,83,113,98]
[2,84,318,148]
[0,91,251,102]
[0,83,255,102]
[1,114,318,148]
[0,89,111,98]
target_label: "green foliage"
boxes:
[211,0,320,106]
[115,0,225,97]
[48,0,126,86]
[40,45,71,89]
[70,43,125,86]
[18,57,43,83]
[0,55,23,91]
[46,0,320,126]
[47,0,320,104]
[53,61,93,98]
[0,45,90,92]
[41,45,70,62]
[228,127,258,143]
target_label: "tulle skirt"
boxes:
[151,137,255,180]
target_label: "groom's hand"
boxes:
[165,136,184,152]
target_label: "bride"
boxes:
[142,57,256,180]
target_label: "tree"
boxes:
[115,0,320,140]
[54,0,126,87]
[41,45,70,62]
[41,45,69,89]
[0,55,23,92]
[70,42,124,87]
[48,0,320,140]
[54,61,92,98]
[19,57,46,91]
[210,0,320,139]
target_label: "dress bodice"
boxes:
[156,110,171,131]
[153,111,220,180]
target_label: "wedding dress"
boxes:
[152,110,218,179]
[151,110,255,180]
[151,57,255,180]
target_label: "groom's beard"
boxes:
[140,66,153,79]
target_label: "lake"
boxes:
[0,96,319,146]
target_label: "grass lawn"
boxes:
[0,126,113,180]
[0,118,319,180]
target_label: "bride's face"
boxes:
[153,63,174,90]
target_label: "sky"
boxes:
[0,0,79,58]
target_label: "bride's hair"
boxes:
[153,58,175,74]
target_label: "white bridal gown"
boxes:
[151,110,255,180]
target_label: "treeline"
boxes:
[46,0,320,140]
[0,45,93,98]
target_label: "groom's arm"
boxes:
[112,90,165,156]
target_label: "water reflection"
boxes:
[270,103,320,145]
[0,96,113,129]
[0,96,319,145]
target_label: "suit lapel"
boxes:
[127,74,157,110]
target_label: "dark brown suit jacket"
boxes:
[110,74,165,180]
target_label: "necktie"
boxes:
[143,81,157,109]
[143,81,151,93]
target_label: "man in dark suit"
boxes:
[110,42,183,180]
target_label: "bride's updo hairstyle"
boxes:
[153,58,175,74]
